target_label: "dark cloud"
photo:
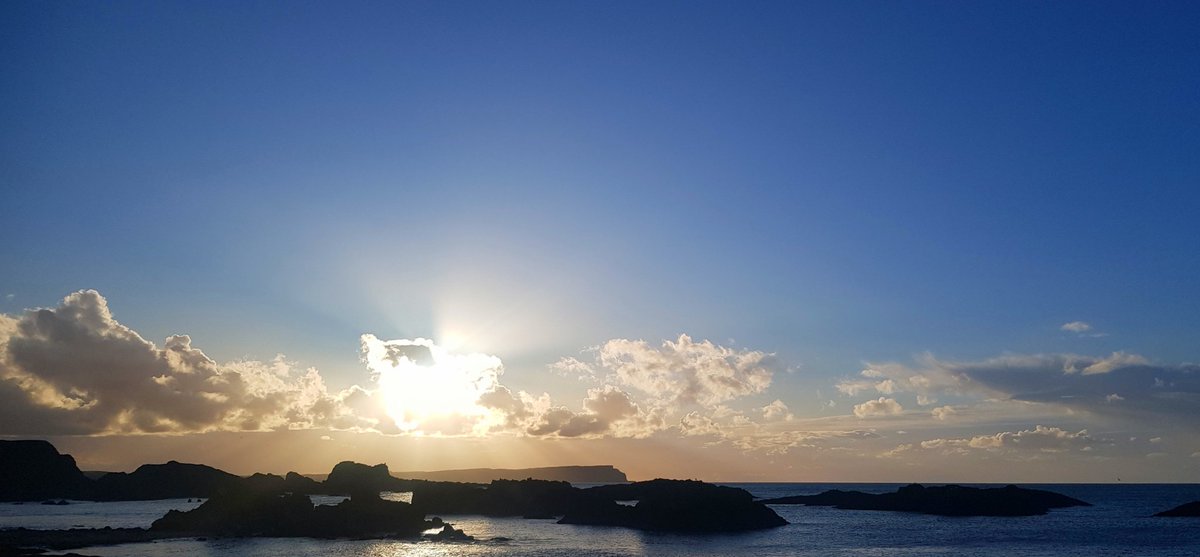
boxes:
[845,353,1200,428]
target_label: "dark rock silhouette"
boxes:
[284,471,323,494]
[396,465,628,484]
[322,461,407,497]
[0,440,91,501]
[411,479,599,518]
[761,484,1090,516]
[92,461,241,501]
[0,441,786,538]
[151,488,440,538]
[424,524,474,541]
[560,479,788,532]
[239,471,321,494]
[1154,501,1200,517]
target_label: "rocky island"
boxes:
[1154,501,1200,517]
[0,440,787,553]
[761,484,1090,516]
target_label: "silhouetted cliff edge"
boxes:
[0,440,90,501]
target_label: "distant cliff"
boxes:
[393,465,627,484]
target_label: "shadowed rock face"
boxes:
[411,479,596,518]
[151,489,438,538]
[761,484,1091,516]
[1155,501,1200,517]
[92,461,241,501]
[560,479,788,532]
[323,461,406,497]
[0,440,90,501]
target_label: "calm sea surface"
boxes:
[2,484,1199,556]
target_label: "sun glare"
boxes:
[361,335,503,433]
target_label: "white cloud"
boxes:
[1061,321,1093,333]
[1105,393,1124,402]
[548,356,597,382]
[760,399,794,422]
[596,334,776,408]
[1069,352,1148,375]
[853,397,903,418]
[931,405,956,420]
[895,426,1097,456]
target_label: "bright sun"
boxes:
[361,335,503,433]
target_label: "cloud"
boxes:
[842,352,1200,428]
[895,426,1097,456]
[0,290,371,435]
[761,399,793,421]
[1061,321,1093,333]
[931,405,956,420]
[853,397,903,418]
[549,356,597,381]
[596,334,776,408]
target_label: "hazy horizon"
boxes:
[3,2,1199,484]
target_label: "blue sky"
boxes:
[2,2,1199,480]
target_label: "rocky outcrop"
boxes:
[151,489,439,538]
[322,461,408,497]
[91,461,241,501]
[411,479,599,518]
[1154,501,1200,517]
[0,440,91,501]
[761,484,1090,516]
[560,479,788,532]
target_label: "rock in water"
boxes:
[323,461,405,497]
[761,484,1090,516]
[560,479,788,532]
[152,489,436,538]
[1154,501,1200,517]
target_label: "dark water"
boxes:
[2,484,1198,556]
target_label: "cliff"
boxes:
[0,440,91,501]
[393,465,627,484]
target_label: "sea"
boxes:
[2,484,1199,556]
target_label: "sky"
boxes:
[2,1,1199,482]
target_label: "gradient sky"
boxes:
[2,1,1199,481]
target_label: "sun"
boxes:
[361,335,503,433]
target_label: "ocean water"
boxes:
[2,484,1198,556]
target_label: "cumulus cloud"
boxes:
[596,334,776,408]
[931,405,956,420]
[761,399,794,421]
[0,290,372,435]
[853,397,903,418]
